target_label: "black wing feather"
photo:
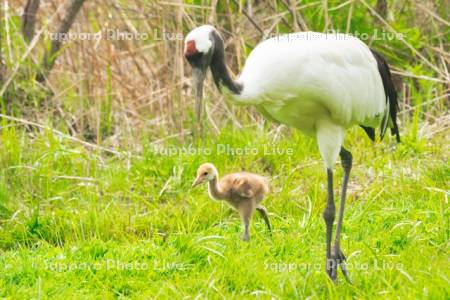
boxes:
[370,49,401,142]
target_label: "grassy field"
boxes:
[0,0,449,298]
[0,123,448,298]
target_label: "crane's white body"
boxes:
[230,32,387,168]
[235,32,385,129]
[185,27,390,169]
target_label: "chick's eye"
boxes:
[203,172,208,176]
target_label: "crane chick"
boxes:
[192,163,271,241]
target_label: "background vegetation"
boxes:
[0,0,448,298]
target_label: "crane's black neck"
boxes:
[209,30,243,95]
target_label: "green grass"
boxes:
[0,123,449,299]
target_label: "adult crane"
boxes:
[184,25,400,282]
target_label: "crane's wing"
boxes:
[235,32,387,128]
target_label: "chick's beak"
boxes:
[191,176,203,188]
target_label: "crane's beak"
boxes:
[191,176,203,188]
[192,67,206,121]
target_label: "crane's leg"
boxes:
[316,119,345,281]
[330,147,353,283]
[323,168,336,279]
[256,205,272,233]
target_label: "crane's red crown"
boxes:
[185,40,198,57]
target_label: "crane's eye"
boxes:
[186,52,203,63]
[203,172,208,176]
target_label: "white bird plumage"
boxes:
[237,33,386,127]
[184,25,214,54]
[233,32,388,167]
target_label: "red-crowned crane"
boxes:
[184,25,400,282]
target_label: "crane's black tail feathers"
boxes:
[360,125,376,141]
[367,49,400,143]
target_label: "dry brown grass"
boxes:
[3,0,449,150]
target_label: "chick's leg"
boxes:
[256,205,271,233]
[238,201,254,241]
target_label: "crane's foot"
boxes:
[240,233,250,241]
[326,245,352,283]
